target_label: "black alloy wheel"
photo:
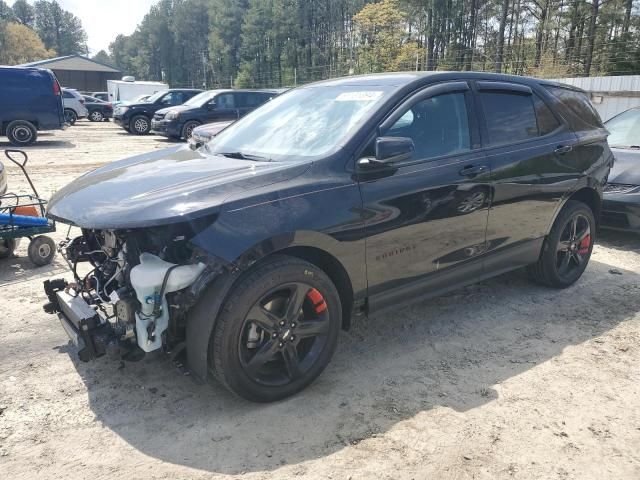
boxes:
[239,282,331,387]
[527,200,595,288]
[207,255,341,402]
[555,213,591,283]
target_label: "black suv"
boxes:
[44,72,612,402]
[113,88,202,135]
[151,89,279,140]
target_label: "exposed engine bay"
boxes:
[43,223,223,363]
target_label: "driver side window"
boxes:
[383,92,471,161]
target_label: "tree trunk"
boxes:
[583,0,600,76]
[623,0,632,34]
[495,0,510,72]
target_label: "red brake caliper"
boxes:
[577,234,591,254]
[306,288,327,314]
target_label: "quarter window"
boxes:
[383,92,471,160]
[480,91,538,145]
[533,95,561,135]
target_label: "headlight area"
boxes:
[43,221,227,363]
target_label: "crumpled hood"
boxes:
[47,145,309,229]
[609,147,640,185]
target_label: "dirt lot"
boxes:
[1,121,639,479]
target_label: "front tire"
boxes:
[527,200,595,288]
[209,255,341,402]
[130,115,151,135]
[6,120,37,146]
[181,120,200,140]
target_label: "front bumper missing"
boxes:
[44,279,129,362]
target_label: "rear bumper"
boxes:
[601,194,640,233]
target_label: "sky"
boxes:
[7,0,160,55]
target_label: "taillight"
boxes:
[53,81,61,95]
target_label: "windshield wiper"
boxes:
[217,151,270,161]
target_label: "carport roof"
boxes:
[20,54,121,73]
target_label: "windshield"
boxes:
[605,109,640,148]
[146,90,168,103]
[133,94,150,102]
[207,85,393,160]
[183,90,218,107]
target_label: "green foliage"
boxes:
[106,0,639,87]
[0,21,55,64]
[33,0,88,55]
[12,0,35,27]
[91,50,112,66]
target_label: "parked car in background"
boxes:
[188,121,233,148]
[113,89,202,135]
[62,88,88,125]
[45,72,612,402]
[0,66,66,146]
[151,89,279,140]
[82,96,113,122]
[600,107,640,233]
[92,92,109,102]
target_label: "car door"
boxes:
[204,92,239,122]
[475,81,581,267]
[357,82,491,306]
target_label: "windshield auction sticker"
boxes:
[335,91,384,102]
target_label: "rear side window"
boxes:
[533,95,561,135]
[63,90,75,99]
[543,86,603,131]
[480,91,538,145]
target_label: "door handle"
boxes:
[459,165,488,177]
[554,145,572,155]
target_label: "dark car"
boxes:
[92,92,109,102]
[44,72,612,402]
[151,89,278,140]
[600,107,640,232]
[83,95,113,122]
[188,120,233,149]
[113,88,202,135]
[0,66,66,146]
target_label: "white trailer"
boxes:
[107,78,169,104]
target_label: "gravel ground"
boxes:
[0,122,639,479]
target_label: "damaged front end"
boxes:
[43,222,226,363]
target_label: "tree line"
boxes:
[0,0,87,64]
[1,0,638,87]
[106,0,639,88]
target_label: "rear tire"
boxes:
[527,200,595,288]
[130,115,151,135]
[6,120,37,146]
[89,110,104,122]
[28,236,56,266]
[64,109,77,125]
[0,239,17,259]
[209,255,341,402]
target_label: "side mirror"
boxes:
[207,102,216,110]
[358,136,414,168]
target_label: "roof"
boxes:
[550,75,640,92]
[304,71,580,90]
[20,54,121,73]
